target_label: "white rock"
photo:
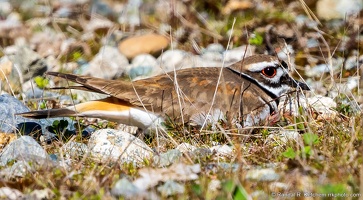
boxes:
[279,95,337,120]
[205,43,225,53]
[62,141,89,158]
[157,180,185,196]
[267,130,300,144]
[330,76,359,98]
[157,49,192,72]
[83,46,129,79]
[308,96,337,113]
[0,187,23,200]
[201,43,225,61]
[223,45,255,63]
[317,0,363,20]
[269,182,289,191]
[88,129,153,166]
[245,168,280,181]
[208,179,221,192]
[210,145,233,157]
[0,136,49,166]
[126,54,158,80]
[176,143,197,153]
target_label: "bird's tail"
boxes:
[17,108,77,119]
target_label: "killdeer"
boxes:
[19,55,309,129]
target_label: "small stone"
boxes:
[0,1,12,16]
[218,162,240,172]
[190,148,213,160]
[205,43,225,53]
[157,49,191,72]
[222,0,254,15]
[157,180,185,196]
[279,95,337,121]
[305,64,331,77]
[345,54,362,70]
[308,95,337,113]
[126,54,158,80]
[201,43,225,62]
[306,38,319,48]
[111,177,142,198]
[316,0,363,20]
[0,94,36,133]
[250,190,269,200]
[267,130,300,144]
[201,51,223,62]
[0,160,33,178]
[176,143,197,153]
[207,179,221,192]
[245,168,280,181]
[5,45,48,83]
[84,16,114,32]
[153,149,182,167]
[0,136,49,166]
[223,46,255,63]
[0,187,23,200]
[88,129,153,166]
[118,33,169,59]
[133,163,201,190]
[27,188,55,200]
[82,45,129,79]
[62,141,89,158]
[269,182,289,192]
[210,145,233,157]
[118,0,142,29]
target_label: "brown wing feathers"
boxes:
[46,72,114,95]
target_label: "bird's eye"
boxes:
[261,67,277,78]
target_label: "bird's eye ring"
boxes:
[261,67,277,78]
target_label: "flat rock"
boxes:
[210,145,233,157]
[316,0,363,20]
[157,180,185,196]
[82,45,129,79]
[153,149,182,167]
[0,187,24,200]
[279,95,338,121]
[245,168,280,181]
[0,94,36,133]
[4,45,48,85]
[62,141,89,158]
[157,49,192,72]
[88,129,153,166]
[126,54,158,80]
[0,136,49,167]
[118,33,169,59]
[176,143,197,153]
[111,177,143,198]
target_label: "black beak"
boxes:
[289,78,310,90]
[282,75,310,90]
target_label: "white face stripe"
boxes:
[245,61,280,72]
[266,67,284,84]
[261,84,291,97]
